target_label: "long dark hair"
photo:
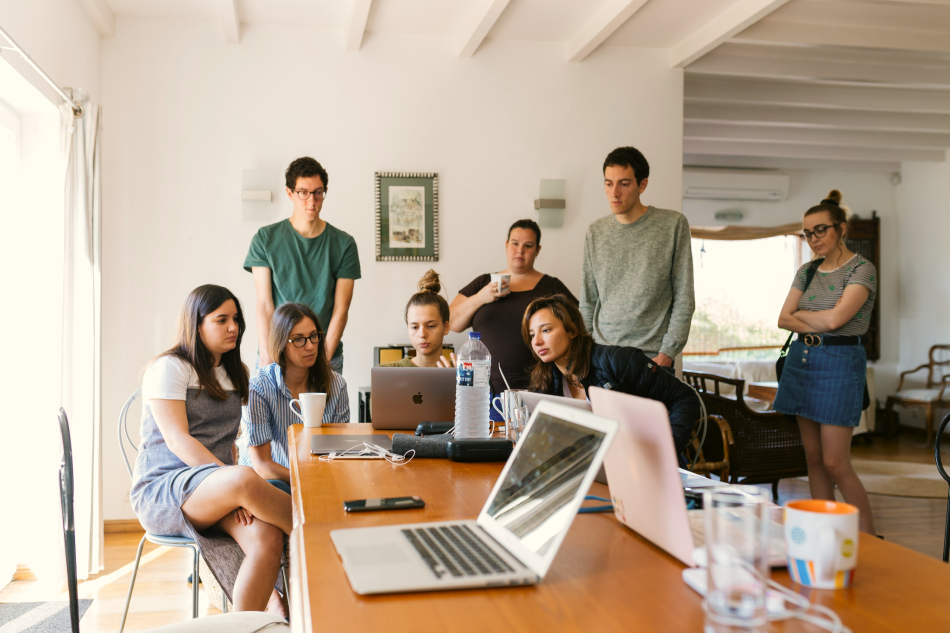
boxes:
[268,303,334,394]
[521,294,593,393]
[161,284,250,404]
[405,269,450,323]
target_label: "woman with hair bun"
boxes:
[775,190,876,534]
[382,269,455,368]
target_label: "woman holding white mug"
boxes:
[239,303,349,491]
[450,219,577,396]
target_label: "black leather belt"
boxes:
[799,334,868,347]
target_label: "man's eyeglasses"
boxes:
[800,223,840,241]
[294,189,327,201]
[289,333,321,348]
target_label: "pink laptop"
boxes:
[588,387,697,566]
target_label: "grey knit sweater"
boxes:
[579,207,695,359]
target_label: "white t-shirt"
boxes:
[142,355,235,401]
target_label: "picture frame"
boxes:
[375,172,439,262]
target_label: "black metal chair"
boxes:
[57,408,80,633]
[934,411,950,562]
[58,408,291,633]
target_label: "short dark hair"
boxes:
[603,147,649,185]
[285,157,329,190]
[507,219,541,245]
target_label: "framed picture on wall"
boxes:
[375,172,439,262]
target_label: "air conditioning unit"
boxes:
[683,168,789,201]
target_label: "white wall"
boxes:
[0,0,101,103]
[100,18,685,519]
[895,153,950,428]
[681,170,900,397]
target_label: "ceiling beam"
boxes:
[684,121,950,149]
[685,102,950,133]
[670,0,791,68]
[75,0,115,38]
[346,0,374,52]
[684,139,946,162]
[567,0,649,63]
[684,153,902,173]
[219,0,240,44]
[685,76,950,114]
[736,20,950,54]
[687,42,950,88]
[458,0,511,58]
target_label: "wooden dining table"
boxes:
[287,423,950,632]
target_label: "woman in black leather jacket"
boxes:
[521,294,699,456]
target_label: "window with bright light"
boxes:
[685,235,806,361]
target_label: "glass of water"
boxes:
[507,404,529,444]
[702,487,770,633]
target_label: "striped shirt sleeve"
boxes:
[847,259,876,293]
[245,377,276,446]
[326,372,351,424]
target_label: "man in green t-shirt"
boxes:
[244,157,361,372]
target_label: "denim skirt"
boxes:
[773,338,866,427]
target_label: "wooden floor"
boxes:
[2,428,948,631]
[0,533,223,631]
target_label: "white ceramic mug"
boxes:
[490,273,511,296]
[784,499,859,589]
[290,392,327,428]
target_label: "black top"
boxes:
[545,343,699,457]
[459,274,578,394]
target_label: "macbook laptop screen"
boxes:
[485,412,607,557]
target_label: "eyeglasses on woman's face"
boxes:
[294,188,327,201]
[289,333,321,348]
[800,223,840,242]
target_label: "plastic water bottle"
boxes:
[455,332,491,439]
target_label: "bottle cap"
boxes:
[469,332,481,340]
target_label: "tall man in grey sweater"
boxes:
[580,147,695,369]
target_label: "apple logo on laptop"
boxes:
[413,392,423,404]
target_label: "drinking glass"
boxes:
[507,404,529,444]
[702,487,770,633]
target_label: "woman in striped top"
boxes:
[774,190,876,534]
[239,303,349,491]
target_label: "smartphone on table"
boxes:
[343,496,425,512]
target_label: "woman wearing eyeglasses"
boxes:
[775,190,876,534]
[238,303,349,492]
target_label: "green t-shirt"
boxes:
[244,219,361,360]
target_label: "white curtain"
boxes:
[60,93,103,580]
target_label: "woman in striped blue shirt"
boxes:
[239,303,349,491]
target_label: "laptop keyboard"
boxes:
[401,524,515,580]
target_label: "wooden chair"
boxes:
[684,414,732,482]
[886,344,950,445]
[684,371,808,501]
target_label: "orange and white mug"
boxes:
[784,500,859,589]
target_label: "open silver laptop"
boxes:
[330,401,619,595]
[371,367,456,430]
[588,387,786,567]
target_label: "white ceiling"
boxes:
[76,0,950,171]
